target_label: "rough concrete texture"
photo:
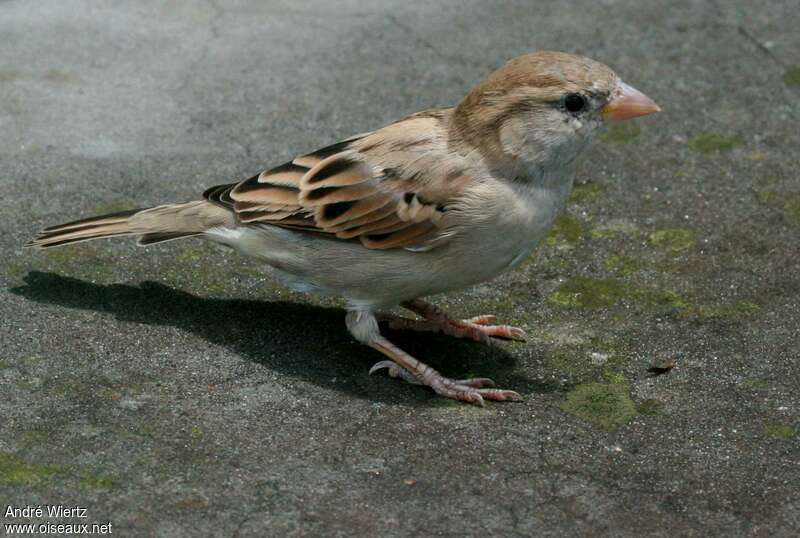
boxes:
[1,0,799,536]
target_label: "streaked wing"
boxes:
[204,109,467,250]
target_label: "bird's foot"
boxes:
[381,300,526,345]
[368,343,522,407]
[369,360,495,388]
[435,314,527,344]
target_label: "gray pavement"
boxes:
[1,1,799,536]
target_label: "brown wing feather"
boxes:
[202,111,464,250]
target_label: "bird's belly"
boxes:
[446,223,547,285]
[445,183,570,283]
[205,178,568,307]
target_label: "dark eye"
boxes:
[563,93,587,113]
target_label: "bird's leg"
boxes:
[347,310,522,406]
[382,298,526,344]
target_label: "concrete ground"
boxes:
[1,0,798,536]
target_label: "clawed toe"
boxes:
[465,314,497,325]
[396,300,527,345]
[475,387,523,402]
[452,377,495,388]
[369,361,521,406]
[369,360,422,385]
[476,323,527,342]
[431,377,523,406]
[369,360,396,376]
[450,319,527,344]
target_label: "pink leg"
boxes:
[347,309,522,406]
[368,337,522,406]
[368,360,496,388]
[383,299,526,344]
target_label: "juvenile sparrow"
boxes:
[27,51,660,406]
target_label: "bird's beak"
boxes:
[601,81,661,122]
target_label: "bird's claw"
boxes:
[445,317,527,344]
[370,362,521,405]
[430,376,524,406]
[465,314,497,325]
[369,360,422,385]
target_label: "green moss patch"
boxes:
[81,474,115,488]
[765,423,797,439]
[0,452,61,485]
[637,399,663,415]
[545,214,583,246]
[0,451,116,489]
[80,475,115,489]
[687,133,743,153]
[178,245,213,263]
[605,255,641,276]
[43,245,88,265]
[589,228,617,239]
[758,191,800,222]
[757,191,779,204]
[570,182,607,203]
[784,194,800,221]
[548,277,687,309]
[692,301,760,319]
[784,67,800,87]
[561,382,638,430]
[740,378,769,390]
[648,228,696,253]
[601,123,641,144]
[20,429,51,446]
[91,200,138,215]
[602,370,627,385]
[33,243,116,281]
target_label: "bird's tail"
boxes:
[26,201,234,249]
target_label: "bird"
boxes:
[27,51,660,406]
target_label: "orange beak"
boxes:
[601,81,661,122]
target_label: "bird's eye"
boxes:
[563,93,587,113]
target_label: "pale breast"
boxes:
[444,172,573,279]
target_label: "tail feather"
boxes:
[137,232,202,246]
[39,208,145,234]
[26,201,233,249]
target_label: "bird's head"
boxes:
[452,51,660,179]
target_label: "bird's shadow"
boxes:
[11,272,549,405]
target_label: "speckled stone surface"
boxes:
[1,1,798,536]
